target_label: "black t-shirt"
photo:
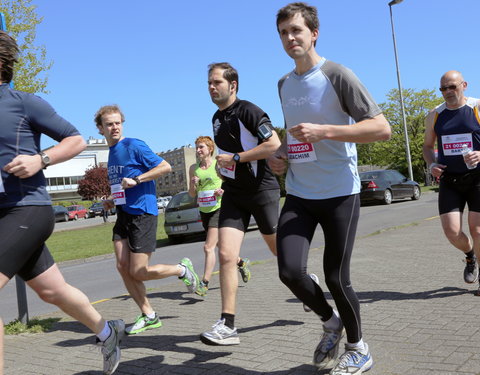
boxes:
[212,98,279,194]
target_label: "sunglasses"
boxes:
[439,82,464,92]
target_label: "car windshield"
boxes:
[167,192,196,210]
[359,172,381,180]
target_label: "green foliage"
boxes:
[4,317,60,335]
[358,88,443,182]
[77,166,110,200]
[0,0,52,93]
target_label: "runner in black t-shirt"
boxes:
[200,62,281,346]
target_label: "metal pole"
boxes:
[389,3,414,181]
[0,11,30,324]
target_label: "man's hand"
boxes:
[216,154,235,168]
[268,154,287,175]
[429,163,446,178]
[121,177,138,189]
[3,154,43,179]
[214,188,224,197]
[464,151,480,169]
[289,123,326,143]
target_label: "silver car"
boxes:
[164,191,204,243]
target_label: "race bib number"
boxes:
[441,133,473,156]
[111,183,126,205]
[287,133,317,163]
[217,148,236,178]
[198,190,217,207]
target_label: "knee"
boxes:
[130,266,149,281]
[324,273,344,296]
[278,266,302,288]
[36,286,61,305]
[203,243,215,255]
[116,260,130,277]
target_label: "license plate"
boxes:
[172,225,187,232]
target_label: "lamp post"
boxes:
[388,0,414,181]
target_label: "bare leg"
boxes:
[468,211,480,259]
[441,212,472,253]
[218,227,244,314]
[203,227,218,282]
[26,265,105,334]
[261,232,277,256]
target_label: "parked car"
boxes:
[157,196,172,209]
[164,191,256,244]
[88,202,116,218]
[65,204,88,220]
[359,169,421,205]
[52,205,69,222]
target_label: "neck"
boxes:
[294,50,322,75]
[446,96,467,110]
[199,156,212,167]
[217,95,236,111]
[107,136,124,147]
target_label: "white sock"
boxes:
[96,321,112,342]
[323,309,341,331]
[146,311,156,319]
[178,264,186,278]
[347,338,366,353]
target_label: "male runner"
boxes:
[95,105,200,335]
[423,70,480,291]
[0,30,123,375]
[200,62,281,345]
[270,3,391,374]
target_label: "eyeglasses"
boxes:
[439,82,464,92]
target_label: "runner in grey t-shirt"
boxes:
[270,4,391,375]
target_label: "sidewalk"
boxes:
[5,216,480,375]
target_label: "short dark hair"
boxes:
[276,2,319,41]
[0,31,19,83]
[208,62,239,93]
[94,104,125,128]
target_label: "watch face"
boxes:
[234,153,240,162]
[41,152,50,165]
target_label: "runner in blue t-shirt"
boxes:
[94,105,201,335]
[0,30,124,375]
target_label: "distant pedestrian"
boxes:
[102,207,109,223]
[423,70,480,292]
[187,135,251,297]
[270,3,391,374]
[0,30,124,375]
[95,104,200,336]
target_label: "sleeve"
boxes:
[133,139,163,170]
[24,94,81,141]
[237,100,273,137]
[322,61,382,122]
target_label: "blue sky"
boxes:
[30,0,480,152]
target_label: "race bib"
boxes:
[198,190,217,207]
[111,183,126,205]
[441,133,473,156]
[287,133,317,163]
[217,148,236,178]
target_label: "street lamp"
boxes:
[388,0,414,181]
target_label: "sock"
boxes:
[323,309,341,331]
[347,338,366,353]
[221,313,235,329]
[96,321,112,342]
[178,264,186,278]
[146,311,156,320]
[237,259,244,267]
[466,250,475,258]
[202,280,209,286]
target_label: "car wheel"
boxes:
[74,214,78,220]
[383,189,393,205]
[64,213,69,222]
[412,185,421,200]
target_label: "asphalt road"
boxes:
[0,193,439,323]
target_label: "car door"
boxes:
[387,170,410,198]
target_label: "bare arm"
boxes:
[3,135,86,179]
[288,113,391,144]
[422,110,445,178]
[187,164,198,198]
[268,133,288,175]
[122,160,172,189]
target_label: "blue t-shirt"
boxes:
[107,137,163,215]
[0,83,80,208]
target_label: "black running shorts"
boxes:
[0,206,55,281]
[200,209,220,231]
[113,206,158,253]
[219,189,280,234]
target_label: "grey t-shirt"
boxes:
[278,58,382,199]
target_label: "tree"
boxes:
[0,0,52,93]
[77,166,110,200]
[357,88,443,183]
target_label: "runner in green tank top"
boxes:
[188,136,251,296]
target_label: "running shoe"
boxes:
[200,318,240,345]
[96,319,125,375]
[125,313,162,335]
[313,322,344,369]
[195,280,209,297]
[304,273,320,312]
[330,343,373,375]
[238,258,251,283]
[179,257,200,293]
[464,256,478,284]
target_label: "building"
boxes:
[45,137,109,201]
[156,145,196,196]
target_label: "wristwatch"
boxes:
[233,153,241,164]
[39,151,51,169]
[133,176,142,185]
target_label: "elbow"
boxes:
[378,121,391,141]
[73,135,87,153]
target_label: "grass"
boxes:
[4,318,60,335]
